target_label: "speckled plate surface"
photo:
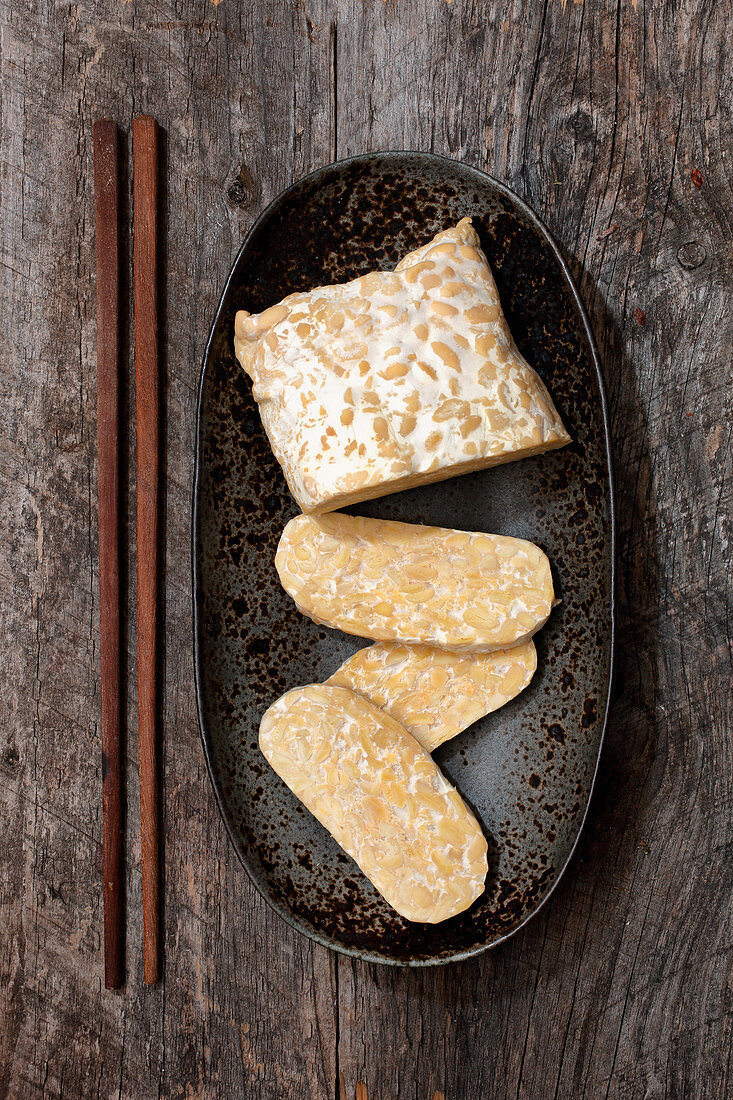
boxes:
[193,153,614,965]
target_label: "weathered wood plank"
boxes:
[1,0,731,1097]
[333,0,732,1098]
[1,1,337,1097]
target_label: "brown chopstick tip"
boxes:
[93,118,117,142]
[93,121,120,190]
[132,114,159,142]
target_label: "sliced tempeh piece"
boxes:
[327,639,537,751]
[276,512,554,653]
[259,684,488,923]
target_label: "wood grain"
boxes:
[133,114,161,986]
[93,117,124,991]
[0,0,730,1097]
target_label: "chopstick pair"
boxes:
[93,116,161,989]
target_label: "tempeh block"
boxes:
[275,512,555,653]
[259,684,488,923]
[234,218,569,514]
[327,639,537,751]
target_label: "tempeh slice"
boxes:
[259,684,488,923]
[327,639,537,751]
[275,512,554,653]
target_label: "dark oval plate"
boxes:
[193,152,615,966]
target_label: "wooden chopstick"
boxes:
[133,114,161,985]
[93,119,124,990]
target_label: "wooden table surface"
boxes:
[2,1,731,1097]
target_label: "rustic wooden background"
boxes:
[2,0,731,1096]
